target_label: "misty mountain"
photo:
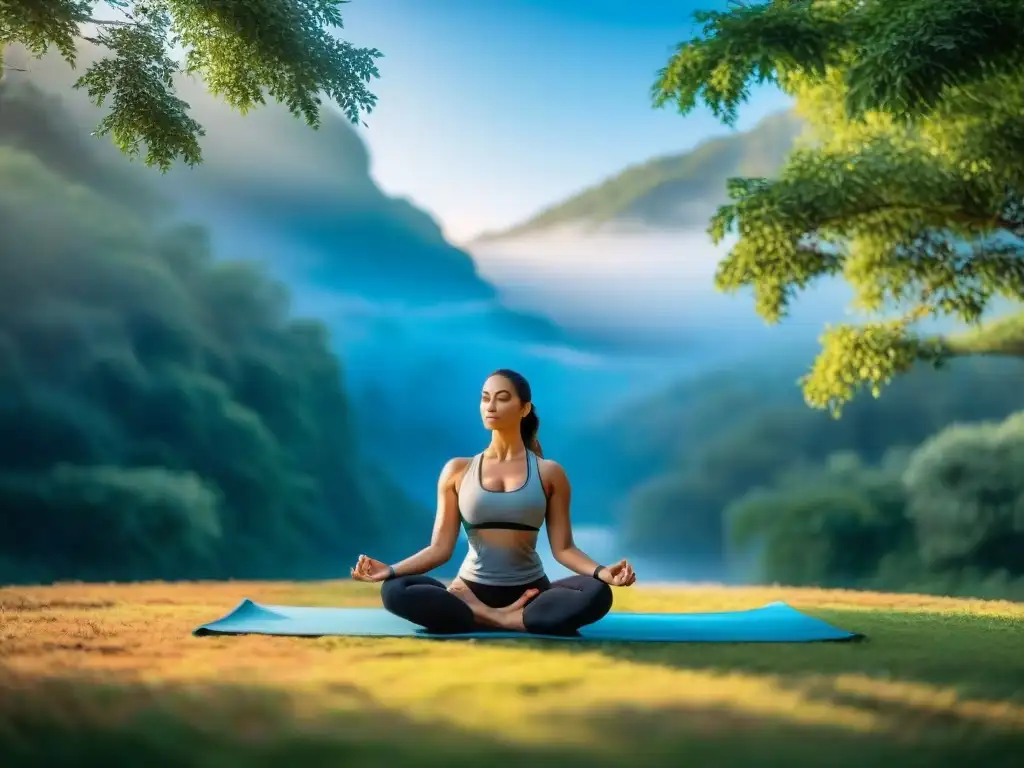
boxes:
[3,45,673,513]
[2,44,508,311]
[475,110,802,242]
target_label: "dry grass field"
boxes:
[2,580,1023,767]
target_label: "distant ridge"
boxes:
[473,110,802,243]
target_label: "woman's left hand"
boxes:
[599,559,636,587]
[350,554,391,583]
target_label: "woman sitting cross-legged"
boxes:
[350,368,636,635]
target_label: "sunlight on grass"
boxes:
[2,581,1022,766]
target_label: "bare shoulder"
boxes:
[537,457,569,492]
[439,456,472,490]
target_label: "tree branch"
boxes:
[797,201,1020,237]
[85,19,140,28]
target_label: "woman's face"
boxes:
[480,375,530,431]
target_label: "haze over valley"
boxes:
[5,6,1020,586]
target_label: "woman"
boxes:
[350,368,636,635]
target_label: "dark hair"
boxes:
[490,368,543,457]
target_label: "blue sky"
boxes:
[340,0,791,241]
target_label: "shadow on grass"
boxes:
[1,667,1021,768]
[567,609,1024,699]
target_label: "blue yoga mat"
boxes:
[193,598,863,643]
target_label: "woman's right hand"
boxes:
[350,554,391,582]
[599,559,637,587]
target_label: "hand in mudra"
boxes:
[351,554,390,583]
[599,559,636,587]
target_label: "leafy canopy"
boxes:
[0,0,381,169]
[652,0,1024,415]
[903,412,1024,574]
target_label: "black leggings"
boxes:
[380,574,613,636]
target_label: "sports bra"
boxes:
[455,450,548,586]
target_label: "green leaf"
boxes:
[2,0,383,169]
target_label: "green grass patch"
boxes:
[1,581,1022,766]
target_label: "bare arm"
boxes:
[543,460,604,577]
[389,458,466,577]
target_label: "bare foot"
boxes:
[446,579,498,626]
[488,589,538,631]
[447,580,538,631]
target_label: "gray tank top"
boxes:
[456,450,548,586]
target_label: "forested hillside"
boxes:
[0,82,425,584]
[587,356,1024,595]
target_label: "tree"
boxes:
[652,0,1024,415]
[0,0,381,170]
[903,412,1024,575]
[727,450,914,587]
[0,465,223,580]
